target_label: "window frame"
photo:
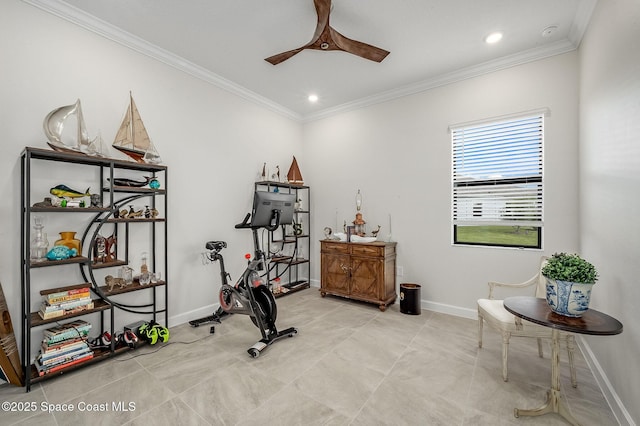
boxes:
[450,110,546,249]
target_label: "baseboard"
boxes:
[577,338,636,426]
[169,303,219,327]
[310,280,478,320]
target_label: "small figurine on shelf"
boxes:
[127,206,143,219]
[93,234,107,263]
[105,275,127,292]
[46,246,77,261]
[105,234,117,262]
[32,197,53,208]
[90,194,102,208]
[149,178,160,189]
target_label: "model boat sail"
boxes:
[287,156,304,185]
[43,99,89,154]
[112,92,162,164]
[43,99,107,157]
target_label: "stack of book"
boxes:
[35,319,93,376]
[39,285,94,320]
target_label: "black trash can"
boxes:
[400,283,421,315]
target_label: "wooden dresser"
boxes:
[320,240,397,311]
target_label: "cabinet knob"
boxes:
[340,263,350,274]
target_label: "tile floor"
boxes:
[0,288,618,425]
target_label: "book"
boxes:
[40,284,90,297]
[43,320,91,344]
[38,301,94,320]
[38,344,91,363]
[41,297,92,312]
[46,291,91,305]
[35,352,94,376]
[42,337,87,353]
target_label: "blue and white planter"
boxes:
[545,278,594,317]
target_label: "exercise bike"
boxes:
[193,191,298,358]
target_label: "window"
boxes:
[451,112,544,248]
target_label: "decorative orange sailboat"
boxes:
[113,92,162,164]
[287,156,304,185]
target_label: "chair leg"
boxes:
[478,313,484,348]
[536,337,543,357]
[566,335,578,388]
[501,332,510,382]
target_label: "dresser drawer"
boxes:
[321,241,350,254]
[351,244,384,257]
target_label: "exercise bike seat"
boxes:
[205,241,227,252]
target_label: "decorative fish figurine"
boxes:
[107,176,152,187]
[50,184,90,199]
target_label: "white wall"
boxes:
[303,52,580,314]
[0,0,302,355]
[579,0,640,423]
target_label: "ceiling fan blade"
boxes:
[313,0,331,32]
[265,0,331,64]
[330,28,390,63]
[265,47,305,65]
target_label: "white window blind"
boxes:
[452,114,543,227]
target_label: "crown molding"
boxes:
[22,0,302,121]
[568,0,598,47]
[302,39,577,122]
[23,0,594,124]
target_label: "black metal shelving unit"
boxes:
[20,147,168,391]
[254,181,310,297]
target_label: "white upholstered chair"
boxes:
[477,256,577,387]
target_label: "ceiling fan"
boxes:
[265,0,390,65]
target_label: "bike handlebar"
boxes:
[234,210,281,232]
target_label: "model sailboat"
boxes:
[43,99,103,156]
[287,156,304,185]
[112,92,162,164]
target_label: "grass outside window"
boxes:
[454,225,541,248]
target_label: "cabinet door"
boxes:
[350,256,382,301]
[321,252,350,295]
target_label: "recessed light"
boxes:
[485,32,503,44]
[541,25,558,38]
[308,94,319,103]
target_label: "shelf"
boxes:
[90,259,128,269]
[30,206,110,213]
[104,186,166,194]
[23,146,167,172]
[106,218,166,223]
[30,299,111,327]
[256,180,309,189]
[27,344,134,383]
[29,256,90,268]
[98,280,166,297]
[39,283,90,295]
[271,256,309,266]
[273,280,310,298]
[272,235,309,243]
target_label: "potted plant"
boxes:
[541,252,598,317]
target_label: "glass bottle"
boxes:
[140,252,149,274]
[54,231,82,254]
[30,216,49,263]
